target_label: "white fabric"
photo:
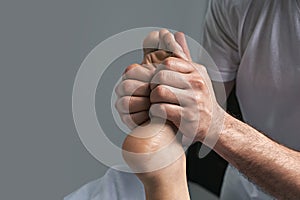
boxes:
[202,0,300,199]
[221,165,274,200]
[64,166,145,200]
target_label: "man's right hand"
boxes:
[115,29,190,129]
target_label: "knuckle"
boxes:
[118,97,130,113]
[121,96,129,107]
[121,80,132,95]
[156,85,164,97]
[154,85,166,99]
[124,63,139,74]
[189,78,205,89]
[163,57,174,68]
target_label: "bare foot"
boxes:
[122,118,190,200]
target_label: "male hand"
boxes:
[115,29,190,129]
[149,36,225,145]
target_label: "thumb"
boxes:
[174,32,192,61]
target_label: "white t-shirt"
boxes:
[202,0,300,199]
[64,166,146,200]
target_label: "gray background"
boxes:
[0,0,211,199]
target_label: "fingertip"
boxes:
[124,63,140,74]
[174,32,192,61]
[174,31,185,38]
[159,29,169,36]
[143,31,159,50]
[158,29,170,50]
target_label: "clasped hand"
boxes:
[115,29,225,145]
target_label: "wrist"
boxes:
[213,112,249,166]
[196,105,229,147]
[219,111,235,136]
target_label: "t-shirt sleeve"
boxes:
[201,0,240,82]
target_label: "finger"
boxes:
[150,103,199,141]
[115,79,150,97]
[123,63,155,82]
[162,32,189,61]
[150,85,189,105]
[116,96,150,114]
[156,57,194,73]
[174,32,192,61]
[143,31,159,55]
[158,29,170,50]
[151,70,190,89]
[150,103,183,128]
[142,50,171,65]
[121,111,149,129]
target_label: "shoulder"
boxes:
[64,178,103,200]
[210,0,253,10]
[205,0,267,40]
[210,0,268,16]
[64,167,145,200]
[209,0,256,18]
[205,0,254,42]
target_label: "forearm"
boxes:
[214,113,300,199]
